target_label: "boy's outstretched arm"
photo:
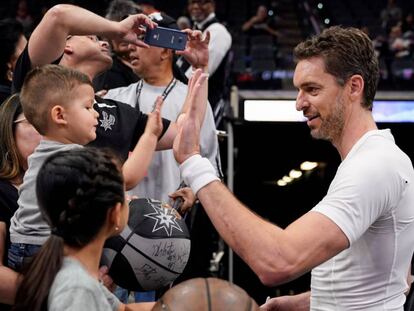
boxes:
[123,97,164,190]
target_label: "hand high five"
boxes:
[173,69,209,164]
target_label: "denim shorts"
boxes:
[8,243,41,272]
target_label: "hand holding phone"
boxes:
[144,26,188,50]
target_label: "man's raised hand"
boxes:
[176,30,210,71]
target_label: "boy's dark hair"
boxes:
[294,26,379,110]
[13,147,124,311]
[20,64,92,135]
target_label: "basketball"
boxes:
[152,277,259,311]
[101,198,191,291]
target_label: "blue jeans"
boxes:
[8,243,41,272]
[134,290,156,302]
[114,286,129,304]
[114,287,156,303]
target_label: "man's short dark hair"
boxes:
[294,26,379,110]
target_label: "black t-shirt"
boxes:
[246,17,278,38]
[0,179,18,264]
[12,46,28,93]
[12,45,171,161]
[93,56,139,92]
[90,96,166,161]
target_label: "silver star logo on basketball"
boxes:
[99,111,115,131]
[144,199,183,236]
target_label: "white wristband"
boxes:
[180,154,220,195]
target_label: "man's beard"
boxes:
[311,95,345,142]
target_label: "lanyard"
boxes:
[135,78,177,111]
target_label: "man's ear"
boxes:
[50,105,68,125]
[160,48,172,61]
[348,74,364,103]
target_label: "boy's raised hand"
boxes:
[145,96,164,138]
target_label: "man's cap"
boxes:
[105,0,141,21]
[148,12,179,30]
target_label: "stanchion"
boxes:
[227,85,239,283]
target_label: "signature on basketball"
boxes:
[136,263,157,280]
[152,241,175,258]
[152,241,190,270]
[167,247,190,270]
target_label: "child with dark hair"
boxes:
[8,64,165,272]
[13,147,154,311]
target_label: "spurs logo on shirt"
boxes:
[99,111,115,131]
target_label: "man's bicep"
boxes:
[282,211,349,274]
[28,6,68,67]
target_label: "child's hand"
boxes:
[99,265,116,292]
[145,96,164,138]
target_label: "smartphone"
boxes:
[144,26,187,51]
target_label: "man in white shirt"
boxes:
[172,26,414,310]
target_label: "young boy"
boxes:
[8,64,164,271]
